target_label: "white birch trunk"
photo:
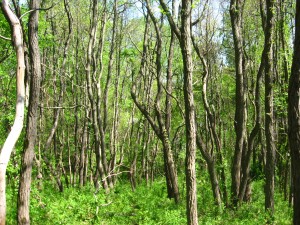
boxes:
[0,1,25,224]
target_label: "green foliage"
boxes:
[6,177,292,224]
[7,179,187,225]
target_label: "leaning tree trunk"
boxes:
[145,0,180,203]
[17,0,41,224]
[0,1,25,224]
[288,1,300,224]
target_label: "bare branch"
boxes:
[0,34,11,41]
[20,4,56,19]
[158,0,181,39]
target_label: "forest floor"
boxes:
[7,176,292,224]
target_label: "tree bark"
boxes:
[158,0,198,223]
[85,0,109,192]
[238,1,267,200]
[192,36,223,208]
[0,1,25,224]
[145,0,180,203]
[264,0,276,215]
[229,0,247,207]
[180,1,198,223]
[17,0,41,224]
[288,1,300,224]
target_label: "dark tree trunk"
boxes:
[229,0,247,207]
[132,2,180,203]
[264,0,276,215]
[288,1,300,224]
[17,0,41,224]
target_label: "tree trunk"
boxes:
[85,0,109,192]
[79,108,89,187]
[229,0,247,207]
[288,1,300,224]
[0,1,25,224]
[158,0,198,222]
[146,0,180,203]
[180,1,198,223]
[17,0,41,224]
[192,35,223,208]
[264,0,276,215]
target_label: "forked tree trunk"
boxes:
[145,0,180,203]
[192,36,223,208]
[238,1,267,201]
[0,1,25,224]
[85,0,109,192]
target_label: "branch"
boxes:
[127,32,142,55]
[39,105,82,109]
[162,84,185,119]
[131,85,161,136]
[0,34,11,41]
[20,4,55,19]
[158,0,181,39]
[191,0,209,27]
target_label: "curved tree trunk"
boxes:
[145,0,180,203]
[0,1,25,224]
[192,35,223,208]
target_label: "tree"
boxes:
[229,0,247,207]
[264,0,276,214]
[85,0,109,191]
[0,0,25,224]
[288,0,300,224]
[17,0,42,224]
[131,0,180,203]
[192,24,223,208]
[158,0,198,223]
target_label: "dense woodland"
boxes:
[0,0,300,224]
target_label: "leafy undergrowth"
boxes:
[6,178,292,224]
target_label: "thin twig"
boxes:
[38,105,82,109]
[20,4,56,19]
[0,34,11,41]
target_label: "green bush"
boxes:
[6,177,291,224]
